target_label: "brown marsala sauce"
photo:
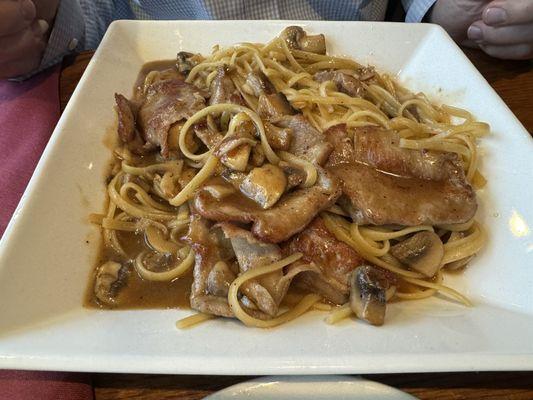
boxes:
[84,59,192,311]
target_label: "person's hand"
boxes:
[467,0,533,60]
[430,0,533,60]
[429,0,490,43]
[0,0,59,79]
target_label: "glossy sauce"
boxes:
[85,59,192,310]
[85,230,193,310]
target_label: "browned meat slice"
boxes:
[325,124,477,226]
[219,223,292,317]
[283,217,365,304]
[209,66,244,105]
[194,170,341,243]
[184,214,236,317]
[353,126,464,181]
[251,168,341,237]
[334,163,477,225]
[274,115,332,166]
[114,93,154,155]
[314,70,365,98]
[115,94,136,143]
[138,79,207,157]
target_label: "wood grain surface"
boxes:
[59,48,533,400]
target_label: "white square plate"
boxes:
[0,21,532,374]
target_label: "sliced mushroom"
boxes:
[214,136,257,171]
[203,183,236,200]
[207,261,237,297]
[257,93,295,120]
[264,122,292,151]
[219,142,254,171]
[349,265,389,326]
[209,65,244,105]
[214,120,256,171]
[176,51,199,75]
[221,169,247,189]
[94,261,126,306]
[240,164,287,209]
[314,70,365,98]
[280,26,326,54]
[245,71,276,97]
[390,231,444,278]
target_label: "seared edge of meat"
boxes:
[283,217,365,304]
[324,124,477,226]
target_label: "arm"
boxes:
[0,0,56,78]
[38,0,116,73]
[0,0,116,80]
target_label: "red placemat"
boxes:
[0,67,60,236]
[0,69,93,399]
[0,370,93,400]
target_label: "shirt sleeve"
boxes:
[401,0,438,22]
[38,0,116,72]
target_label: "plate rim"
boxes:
[0,20,532,374]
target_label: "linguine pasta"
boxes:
[89,27,487,329]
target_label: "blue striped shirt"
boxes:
[40,0,436,73]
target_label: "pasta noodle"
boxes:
[227,253,323,328]
[90,27,487,328]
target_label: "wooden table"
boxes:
[60,49,533,400]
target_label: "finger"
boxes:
[483,0,533,26]
[0,0,36,36]
[468,20,533,45]
[0,20,47,63]
[479,42,533,60]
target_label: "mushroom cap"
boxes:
[94,261,125,305]
[176,51,197,75]
[239,163,287,209]
[349,265,389,326]
[280,26,305,50]
[390,231,444,278]
[279,26,326,54]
